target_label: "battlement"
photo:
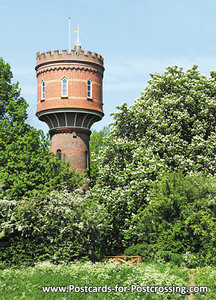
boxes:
[36,46,104,68]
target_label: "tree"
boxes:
[124,172,216,266]
[0,58,84,199]
[91,65,216,254]
[0,58,28,124]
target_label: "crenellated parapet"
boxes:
[36,46,104,70]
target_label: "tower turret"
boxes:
[35,46,104,173]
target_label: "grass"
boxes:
[193,266,216,300]
[0,261,214,299]
[0,261,189,300]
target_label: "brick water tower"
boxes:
[35,44,104,173]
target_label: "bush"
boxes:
[124,172,216,266]
[0,188,109,266]
[124,243,155,262]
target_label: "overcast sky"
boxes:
[1,0,216,133]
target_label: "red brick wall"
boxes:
[50,130,90,172]
[37,67,103,114]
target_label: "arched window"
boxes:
[41,80,45,100]
[61,77,68,97]
[87,79,92,99]
[57,149,62,160]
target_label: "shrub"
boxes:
[124,172,216,266]
[0,188,109,266]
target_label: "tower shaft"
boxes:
[36,47,104,173]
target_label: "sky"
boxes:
[1,0,216,134]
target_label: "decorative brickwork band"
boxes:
[49,127,91,138]
[36,65,103,76]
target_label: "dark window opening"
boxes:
[87,79,92,98]
[57,149,62,160]
[85,151,88,169]
[41,80,45,100]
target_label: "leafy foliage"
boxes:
[0,188,109,266]
[0,57,84,199]
[0,57,28,124]
[124,172,216,266]
[89,126,109,186]
[91,65,216,256]
[98,65,216,189]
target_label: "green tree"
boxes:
[91,65,216,254]
[125,172,216,266]
[0,58,83,199]
[89,126,109,186]
[0,58,28,123]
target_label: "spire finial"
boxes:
[74,24,81,54]
[75,25,80,46]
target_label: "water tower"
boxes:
[35,43,104,173]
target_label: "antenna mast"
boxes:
[68,17,71,51]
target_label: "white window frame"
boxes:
[87,79,92,99]
[61,77,68,97]
[41,80,45,100]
